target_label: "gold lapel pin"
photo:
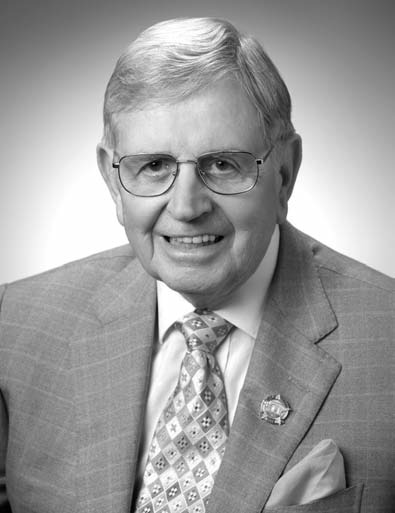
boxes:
[260,394,291,425]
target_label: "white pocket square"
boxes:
[265,439,346,508]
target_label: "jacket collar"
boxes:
[91,221,337,338]
[267,221,338,343]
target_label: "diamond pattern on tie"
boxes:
[135,309,233,513]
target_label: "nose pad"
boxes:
[166,162,212,221]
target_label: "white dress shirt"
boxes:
[136,225,280,482]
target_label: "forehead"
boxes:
[114,80,265,156]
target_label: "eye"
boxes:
[200,154,241,176]
[213,159,236,171]
[143,159,167,173]
[135,156,176,178]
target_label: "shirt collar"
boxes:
[157,224,279,342]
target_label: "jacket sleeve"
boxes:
[0,284,12,511]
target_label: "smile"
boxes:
[165,234,223,246]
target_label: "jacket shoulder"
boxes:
[294,227,393,294]
[0,245,136,324]
[296,227,393,341]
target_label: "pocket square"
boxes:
[265,439,346,508]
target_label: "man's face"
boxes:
[99,80,300,308]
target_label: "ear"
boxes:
[96,143,125,226]
[276,134,302,224]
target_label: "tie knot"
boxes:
[177,309,233,353]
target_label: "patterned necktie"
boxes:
[135,309,233,513]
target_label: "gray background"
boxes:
[1,0,394,282]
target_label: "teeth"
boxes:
[168,234,219,244]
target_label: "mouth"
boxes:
[164,234,224,247]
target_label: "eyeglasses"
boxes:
[112,147,274,197]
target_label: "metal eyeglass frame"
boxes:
[112,146,274,197]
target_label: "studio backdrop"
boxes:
[1,0,394,282]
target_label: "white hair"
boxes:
[102,17,295,148]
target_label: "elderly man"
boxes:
[0,17,393,513]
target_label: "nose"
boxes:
[166,161,213,221]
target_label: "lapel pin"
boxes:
[260,394,291,425]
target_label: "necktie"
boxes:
[135,309,233,513]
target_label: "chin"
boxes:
[162,271,212,292]
[166,272,238,308]
[166,277,211,296]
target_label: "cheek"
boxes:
[233,191,277,237]
[230,187,278,256]
[120,196,161,246]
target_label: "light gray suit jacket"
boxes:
[0,223,393,513]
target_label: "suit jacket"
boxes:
[0,223,393,513]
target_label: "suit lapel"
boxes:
[71,257,157,512]
[208,223,341,513]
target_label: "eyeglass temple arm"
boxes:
[256,145,274,166]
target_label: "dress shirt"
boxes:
[136,225,280,483]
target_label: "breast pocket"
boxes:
[263,484,363,513]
